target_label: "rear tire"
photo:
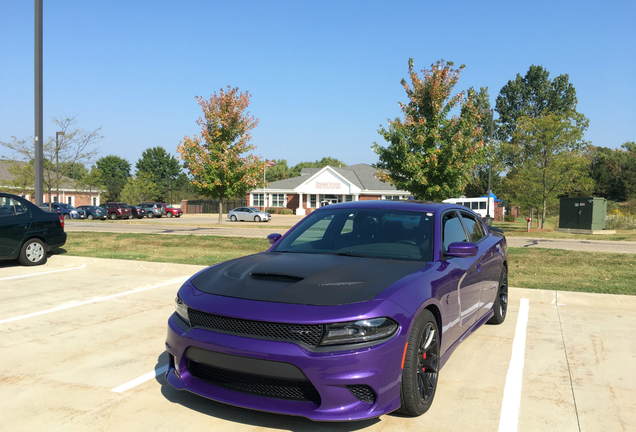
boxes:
[148,212,154,218]
[488,266,508,325]
[110,213,117,220]
[19,238,47,266]
[399,309,440,417]
[87,214,94,221]
[231,215,237,222]
[167,212,173,218]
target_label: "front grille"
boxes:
[188,361,321,404]
[188,308,324,347]
[347,385,376,403]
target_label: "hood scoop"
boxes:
[225,268,244,279]
[250,273,304,283]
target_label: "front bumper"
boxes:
[165,310,407,421]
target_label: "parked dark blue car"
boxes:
[0,193,67,266]
[43,203,86,220]
[165,200,508,421]
[77,205,107,220]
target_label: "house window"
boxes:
[344,195,353,202]
[310,194,317,208]
[67,196,73,206]
[271,194,286,207]
[383,195,400,201]
[93,197,97,206]
[252,193,264,207]
[53,196,59,203]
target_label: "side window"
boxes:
[460,212,486,243]
[471,202,479,210]
[442,211,468,250]
[0,197,18,217]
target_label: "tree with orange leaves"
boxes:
[178,86,265,223]
[373,59,486,201]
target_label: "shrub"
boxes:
[504,214,516,222]
[265,207,294,215]
[606,214,636,230]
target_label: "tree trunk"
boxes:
[541,195,547,229]
[218,200,223,224]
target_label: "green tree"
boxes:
[135,146,182,202]
[265,159,292,182]
[76,166,105,199]
[496,65,579,149]
[373,59,486,201]
[120,173,160,205]
[502,113,592,228]
[178,87,265,223]
[289,157,348,177]
[95,155,131,202]
[590,142,636,201]
[58,161,89,181]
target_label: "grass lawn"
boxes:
[493,219,636,241]
[54,232,636,296]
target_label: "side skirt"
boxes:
[439,309,494,370]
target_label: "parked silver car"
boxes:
[227,207,271,222]
[137,203,166,218]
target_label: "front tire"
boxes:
[19,238,47,266]
[63,213,70,220]
[399,309,440,416]
[254,215,261,222]
[488,266,508,325]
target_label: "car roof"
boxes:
[312,199,463,214]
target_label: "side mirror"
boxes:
[446,242,478,258]
[267,233,282,246]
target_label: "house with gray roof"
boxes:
[250,163,411,215]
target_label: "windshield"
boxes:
[272,208,434,261]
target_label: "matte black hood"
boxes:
[191,252,427,306]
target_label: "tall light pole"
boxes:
[55,131,65,204]
[481,108,494,220]
[34,0,43,205]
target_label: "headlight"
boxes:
[174,296,190,325]
[320,317,398,346]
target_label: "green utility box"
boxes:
[559,197,607,230]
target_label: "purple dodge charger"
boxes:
[165,200,508,421]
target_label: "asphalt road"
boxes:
[65,217,636,254]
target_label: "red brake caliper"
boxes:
[422,352,426,371]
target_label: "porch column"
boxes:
[297,193,306,215]
[354,194,359,201]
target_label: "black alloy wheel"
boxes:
[399,309,440,416]
[488,266,508,325]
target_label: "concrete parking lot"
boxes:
[1,255,634,431]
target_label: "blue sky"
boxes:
[1,0,634,170]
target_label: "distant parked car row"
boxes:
[38,202,183,221]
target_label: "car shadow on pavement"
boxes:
[154,351,380,430]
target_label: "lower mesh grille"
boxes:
[347,384,376,403]
[188,361,321,404]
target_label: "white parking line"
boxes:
[111,365,169,393]
[498,298,530,432]
[0,263,87,281]
[0,277,188,325]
